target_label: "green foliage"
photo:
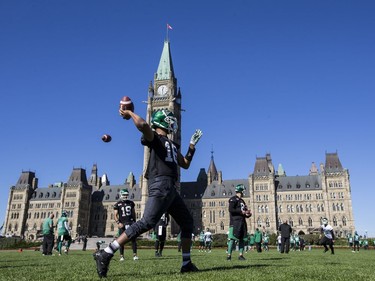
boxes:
[212,233,228,247]
[0,237,42,250]
[1,246,375,281]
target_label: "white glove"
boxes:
[190,129,203,145]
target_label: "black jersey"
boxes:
[141,132,180,180]
[155,213,169,228]
[228,195,247,225]
[113,200,136,224]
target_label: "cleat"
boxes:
[238,255,246,260]
[180,261,199,273]
[119,256,124,261]
[155,252,160,257]
[133,255,139,261]
[93,250,113,278]
[227,255,231,261]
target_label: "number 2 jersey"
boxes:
[114,200,136,225]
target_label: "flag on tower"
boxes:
[167,23,173,30]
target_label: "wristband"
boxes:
[185,146,196,162]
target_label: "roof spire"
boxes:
[156,40,174,81]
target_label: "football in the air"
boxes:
[101,134,112,143]
[119,96,134,120]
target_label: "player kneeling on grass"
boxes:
[227,184,251,261]
[94,108,203,278]
[57,211,72,255]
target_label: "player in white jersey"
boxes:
[320,218,335,254]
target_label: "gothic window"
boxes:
[110,224,114,231]
[266,218,270,227]
[220,221,225,231]
[296,205,300,213]
[289,218,294,227]
[333,217,338,227]
[321,204,324,212]
[342,217,347,226]
[296,184,301,189]
[340,203,344,211]
[105,194,110,200]
[265,206,269,213]
[333,203,336,211]
[299,217,303,226]
[45,192,50,198]
[317,204,321,212]
[39,192,43,198]
[257,217,262,227]
[300,205,303,212]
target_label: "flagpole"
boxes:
[166,23,169,41]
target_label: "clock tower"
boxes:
[140,40,182,234]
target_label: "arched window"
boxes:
[266,218,270,227]
[289,218,293,227]
[299,217,303,226]
[110,224,114,231]
[342,217,347,226]
[220,221,225,230]
[257,217,262,228]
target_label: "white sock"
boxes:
[104,240,120,255]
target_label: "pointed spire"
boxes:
[207,147,218,183]
[277,164,286,176]
[156,41,174,81]
[309,162,319,175]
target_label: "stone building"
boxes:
[3,39,355,239]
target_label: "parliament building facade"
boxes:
[3,40,355,240]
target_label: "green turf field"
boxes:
[0,247,374,281]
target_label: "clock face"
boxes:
[157,85,169,96]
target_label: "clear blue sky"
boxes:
[1,1,374,237]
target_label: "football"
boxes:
[101,134,112,143]
[119,96,134,120]
[245,209,252,218]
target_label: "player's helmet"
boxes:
[151,109,178,134]
[61,210,68,217]
[321,217,328,225]
[120,189,129,199]
[235,184,245,194]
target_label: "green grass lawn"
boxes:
[0,247,374,281]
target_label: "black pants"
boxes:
[280,237,290,253]
[321,236,334,254]
[42,233,54,255]
[255,242,262,253]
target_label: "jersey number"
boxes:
[165,141,178,163]
[121,206,132,217]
